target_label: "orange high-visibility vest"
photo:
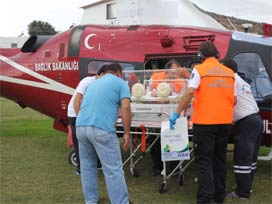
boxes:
[192,57,235,124]
[151,72,166,89]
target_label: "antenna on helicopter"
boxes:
[69,23,76,29]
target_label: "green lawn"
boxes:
[0,97,271,204]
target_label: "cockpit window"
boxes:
[68,26,87,57]
[233,53,272,100]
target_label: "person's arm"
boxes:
[176,87,196,114]
[169,68,200,129]
[73,93,83,116]
[169,87,195,129]
[72,76,95,116]
[120,98,131,151]
[180,67,191,79]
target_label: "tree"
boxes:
[28,20,57,36]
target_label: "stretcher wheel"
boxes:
[68,149,78,167]
[159,182,167,194]
[178,174,184,186]
[130,168,140,177]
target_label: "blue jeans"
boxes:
[76,126,129,204]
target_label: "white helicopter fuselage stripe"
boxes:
[0,55,74,95]
[0,76,73,95]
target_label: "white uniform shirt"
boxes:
[188,68,201,89]
[233,73,259,122]
[67,76,96,117]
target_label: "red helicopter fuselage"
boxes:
[0,25,271,146]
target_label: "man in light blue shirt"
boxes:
[76,63,131,204]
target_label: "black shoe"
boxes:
[97,160,102,168]
[74,169,80,176]
[227,191,248,199]
[232,185,253,193]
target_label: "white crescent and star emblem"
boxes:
[84,33,97,50]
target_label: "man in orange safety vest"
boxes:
[169,42,236,204]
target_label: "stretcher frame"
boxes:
[117,105,194,193]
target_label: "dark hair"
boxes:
[97,64,107,75]
[223,59,238,73]
[105,63,123,73]
[198,42,219,58]
[164,59,180,69]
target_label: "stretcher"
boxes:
[117,69,195,193]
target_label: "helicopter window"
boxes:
[59,43,65,58]
[11,43,17,48]
[144,57,198,73]
[106,3,116,19]
[44,50,50,58]
[87,60,135,75]
[68,26,86,57]
[233,52,272,100]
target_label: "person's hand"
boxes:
[122,133,130,151]
[169,111,180,129]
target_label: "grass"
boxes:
[0,97,271,204]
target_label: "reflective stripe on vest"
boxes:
[192,58,235,124]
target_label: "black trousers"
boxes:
[193,124,232,204]
[68,117,80,169]
[233,113,263,198]
[149,135,163,171]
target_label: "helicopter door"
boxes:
[233,52,272,145]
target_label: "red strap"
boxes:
[140,124,146,153]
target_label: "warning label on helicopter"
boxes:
[35,61,79,72]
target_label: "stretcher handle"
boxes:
[132,111,170,118]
